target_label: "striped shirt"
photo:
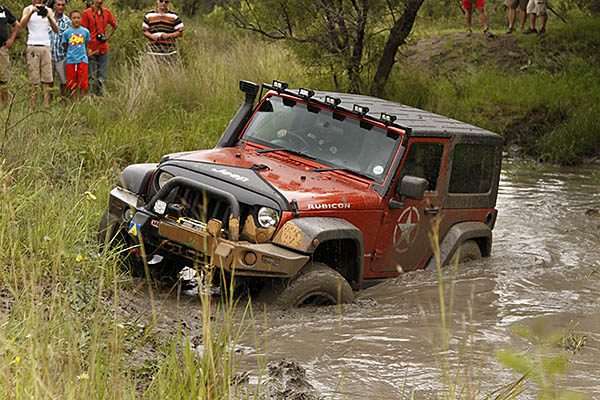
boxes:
[50,14,71,61]
[142,10,184,54]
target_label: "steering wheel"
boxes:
[277,129,309,150]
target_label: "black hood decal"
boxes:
[161,160,291,211]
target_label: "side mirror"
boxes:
[389,175,428,209]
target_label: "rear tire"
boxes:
[452,240,482,264]
[272,262,354,308]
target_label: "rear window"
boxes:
[449,144,495,194]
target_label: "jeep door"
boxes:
[371,138,449,274]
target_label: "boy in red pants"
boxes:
[463,0,494,38]
[61,10,91,100]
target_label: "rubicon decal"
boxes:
[307,202,351,210]
[211,168,250,182]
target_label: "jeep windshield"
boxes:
[241,94,402,184]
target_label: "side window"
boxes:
[401,142,443,191]
[449,144,495,193]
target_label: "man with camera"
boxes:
[0,3,20,104]
[81,0,117,96]
[21,0,59,107]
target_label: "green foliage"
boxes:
[0,23,313,397]
[497,320,585,400]
[114,0,215,15]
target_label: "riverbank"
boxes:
[382,16,600,165]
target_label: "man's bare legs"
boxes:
[31,83,53,107]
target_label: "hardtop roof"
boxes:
[313,91,501,140]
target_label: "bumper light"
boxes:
[123,208,135,222]
[257,207,279,229]
[154,199,167,215]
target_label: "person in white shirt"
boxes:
[21,0,58,107]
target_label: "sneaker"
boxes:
[484,28,495,38]
[537,28,546,35]
[506,27,514,34]
[466,28,473,37]
[523,28,538,34]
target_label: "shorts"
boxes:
[504,0,528,10]
[527,0,548,15]
[0,46,10,83]
[52,59,67,85]
[463,0,485,9]
[66,62,89,90]
[26,45,53,85]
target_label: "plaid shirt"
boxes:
[50,15,72,61]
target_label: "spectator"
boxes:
[62,9,90,100]
[142,0,184,60]
[81,0,117,96]
[524,0,548,35]
[0,3,20,104]
[463,0,494,38]
[21,0,59,107]
[50,0,71,97]
[505,0,527,33]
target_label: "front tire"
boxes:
[273,262,354,308]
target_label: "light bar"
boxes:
[380,113,397,125]
[272,80,288,92]
[353,104,369,116]
[298,88,315,99]
[324,96,341,107]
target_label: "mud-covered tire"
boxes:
[98,209,122,249]
[274,262,354,308]
[452,240,482,264]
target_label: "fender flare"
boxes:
[272,217,364,288]
[117,163,158,195]
[425,221,492,269]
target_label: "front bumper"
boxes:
[109,186,309,278]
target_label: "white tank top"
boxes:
[25,5,51,46]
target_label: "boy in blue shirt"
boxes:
[61,10,90,99]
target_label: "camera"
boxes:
[36,5,47,17]
[96,33,107,43]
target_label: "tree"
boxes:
[218,0,424,95]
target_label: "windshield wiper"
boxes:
[309,167,374,181]
[255,147,315,160]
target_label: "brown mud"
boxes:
[403,32,531,75]
[3,163,596,397]
[114,162,600,398]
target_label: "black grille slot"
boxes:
[168,186,250,235]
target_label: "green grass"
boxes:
[383,16,600,164]
[1,6,597,398]
[0,22,313,398]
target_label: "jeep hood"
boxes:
[165,147,384,211]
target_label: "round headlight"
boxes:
[157,171,174,189]
[257,207,279,229]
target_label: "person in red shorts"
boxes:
[62,10,91,100]
[463,0,494,38]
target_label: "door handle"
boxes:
[424,206,439,215]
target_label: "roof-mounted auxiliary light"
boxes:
[353,104,369,116]
[272,80,288,92]
[380,113,397,125]
[324,95,341,107]
[298,88,315,99]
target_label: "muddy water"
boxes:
[147,163,600,398]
